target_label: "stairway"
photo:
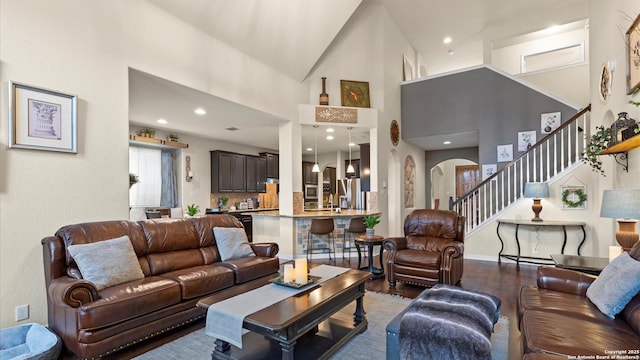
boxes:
[450,105,591,234]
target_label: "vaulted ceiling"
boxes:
[132,0,590,152]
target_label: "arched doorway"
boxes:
[430,158,478,210]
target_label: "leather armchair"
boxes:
[383,209,465,287]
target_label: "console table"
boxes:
[496,219,586,268]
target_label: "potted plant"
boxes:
[167,133,179,142]
[219,197,229,209]
[137,128,156,138]
[186,204,200,217]
[363,214,381,236]
[582,125,612,177]
[129,173,140,189]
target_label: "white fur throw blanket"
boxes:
[399,284,501,360]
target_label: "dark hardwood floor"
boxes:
[70,257,537,359]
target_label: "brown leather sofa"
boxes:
[518,243,640,357]
[41,214,279,359]
[383,209,465,287]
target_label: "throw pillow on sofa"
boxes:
[213,227,256,261]
[67,235,145,290]
[586,252,640,318]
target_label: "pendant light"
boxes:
[346,127,355,174]
[312,125,320,173]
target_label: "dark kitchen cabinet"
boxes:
[260,152,279,179]
[211,151,246,193]
[323,167,336,194]
[360,143,370,191]
[246,155,267,193]
[303,161,318,184]
[344,159,360,178]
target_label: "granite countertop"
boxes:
[225,208,279,214]
[247,209,381,218]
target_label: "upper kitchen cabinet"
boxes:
[344,159,360,178]
[359,143,370,192]
[323,167,336,194]
[246,155,267,193]
[260,152,279,179]
[303,161,318,185]
[211,151,246,193]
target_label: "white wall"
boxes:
[0,0,305,327]
[588,0,640,255]
[519,64,589,107]
[305,2,426,237]
[493,28,589,75]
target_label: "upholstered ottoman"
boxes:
[386,285,501,360]
[0,323,61,360]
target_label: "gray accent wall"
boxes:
[402,66,579,207]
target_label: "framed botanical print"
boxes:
[9,81,77,153]
[627,13,640,94]
[340,80,370,108]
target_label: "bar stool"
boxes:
[343,216,366,261]
[307,218,335,262]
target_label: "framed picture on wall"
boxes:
[340,80,370,108]
[541,112,561,134]
[518,130,536,151]
[626,13,640,94]
[497,144,513,162]
[9,81,77,153]
[482,164,497,180]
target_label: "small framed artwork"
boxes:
[518,130,536,151]
[482,164,497,180]
[599,62,612,102]
[497,144,513,162]
[561,185,588,210]
[340,80,370,108]
[9,81,77,153]
[403,55,414,81]
[541,112,560,134]
[626,13,640,94]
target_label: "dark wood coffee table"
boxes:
[197,268,371,360]
[551,254,609,275]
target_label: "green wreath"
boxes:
[562,189,587,208]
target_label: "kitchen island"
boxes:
[248,209,382,259]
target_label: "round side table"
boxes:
[354,234,385,279]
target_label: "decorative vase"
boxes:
[366,228,374,237]
[319,77,329,105]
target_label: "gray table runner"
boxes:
[205,265,349,348]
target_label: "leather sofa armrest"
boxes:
[250,242,279,258]
[536,266,596,296]
[442,242,464,259]
[48,276,99,308]
[383,237,406,265]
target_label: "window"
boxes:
[129,146,162,207]
[521,43,585,73]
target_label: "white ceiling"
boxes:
[133,0,589,153]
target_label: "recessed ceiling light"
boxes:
[326,128,335,133]
[306,147,313,151]
[443,36,452,44]
[157,119,167,124]
[448,50,454,55]
[194,108,206,115]
[349,142,355,147]
[443,141,451,145]
[326,135,334,140]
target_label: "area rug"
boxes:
[134,291,509,360]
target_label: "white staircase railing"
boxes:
[450,105,591,233]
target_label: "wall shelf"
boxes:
[600,135,640,154]
[129,135,189,148]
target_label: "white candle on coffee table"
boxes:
[283,264,294,283]
[295,258,308,285]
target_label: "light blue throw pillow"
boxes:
[586,252,640,318]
